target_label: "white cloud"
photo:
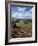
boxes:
[30,9,32,13]
[11,8,32,19]
[17,7,26,11]
[11,12,18,18]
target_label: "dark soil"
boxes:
[11,28,32,38]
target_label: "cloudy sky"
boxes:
[11,6,32,19]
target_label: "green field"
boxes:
[16,20,32,29]
[11,19,32,38]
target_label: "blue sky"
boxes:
[11,6,32,19]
